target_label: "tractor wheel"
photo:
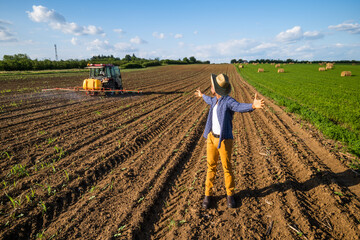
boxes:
[105,81,116,96]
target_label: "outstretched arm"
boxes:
[228,93,265,112]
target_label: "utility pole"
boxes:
[54,44,58,61]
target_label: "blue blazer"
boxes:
[202,95,254,148]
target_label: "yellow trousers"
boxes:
[205,132,235,196]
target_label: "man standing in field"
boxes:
[195,73,264,209]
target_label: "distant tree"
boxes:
[131,54,137,61]
[3,54,30,61]
[189,56,196,64]
[183,57,190,63]
[230,59,237,64]
[123,54,131,61]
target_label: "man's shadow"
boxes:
[231,169,360,208]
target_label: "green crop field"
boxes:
[236,63,360,157]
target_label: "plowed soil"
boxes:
[1,65,359,239]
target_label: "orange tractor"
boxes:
[43,63,141,95]
[83,64,122,95]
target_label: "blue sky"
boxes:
[1,0,359,63]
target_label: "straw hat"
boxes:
[211,73,231,96]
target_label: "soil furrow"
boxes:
[37,93,208,239]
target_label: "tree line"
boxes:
[0,54,210,71]
[231,58,360,64]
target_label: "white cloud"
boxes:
[335,43,344,48]
[174,33,183,39]
[295,45,312,52]
[217,39,258,55]
[23,40,36,45]
[328,21,360,34]
[86,39,113,51]
[276,26,324,43]
[71,37,78,45]
[130,36,147,44]
[250,42,277,52]
[152,32,165,39]
[114,28,125,38]
[303,31,324,40]
[27,5,65,23]
[114,28,124,34]
[114,42,138,52]
[193,30,198,35]
[193,44,213,58]
[276,26,303,42]
[0,30,17,42]
[27,5,104,36]
[0,20,17,42]
[0,19,13,25]
[83,25,103,35]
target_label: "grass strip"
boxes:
[235,64,360,157]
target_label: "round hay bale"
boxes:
[341,71,351,77]
[257,68,264,73]
[277,68,284,73]
[319,67,326,71]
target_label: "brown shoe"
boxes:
[227,195,236,208]
[202,196,212,209]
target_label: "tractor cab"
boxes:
[83,64,123,92]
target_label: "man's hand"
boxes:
[252,93,264,109]
[194,88,203,97]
